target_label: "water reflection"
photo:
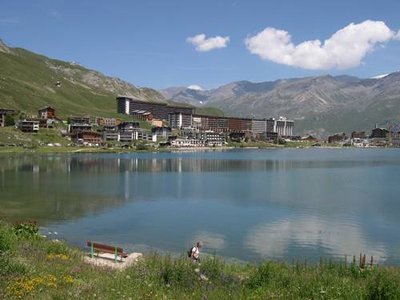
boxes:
[193,231,227,251]
[3,152,400,176]
[245,216,387,263]
[1,149,400,264]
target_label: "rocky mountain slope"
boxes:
[0,39,165,118]
[162,74,400,136]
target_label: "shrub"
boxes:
[0,222,17,253]
[158,255,197,288]
[366,269,400,300]
[45,240,69,255]
[201,256,239,286]
[13,220,39,238]
[246,262,277,289]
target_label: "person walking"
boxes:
[189,241,203,263]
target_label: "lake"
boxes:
[1,148,400,264]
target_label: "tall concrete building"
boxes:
[117,96,194,120]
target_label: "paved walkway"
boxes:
[84,252,143,270]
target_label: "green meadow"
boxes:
[1,220,400,299]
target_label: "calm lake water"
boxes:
[1,148,400,264]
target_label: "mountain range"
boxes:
[161,73,400,136]
[1,38,399,137]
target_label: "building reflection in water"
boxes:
[1,151,399,263]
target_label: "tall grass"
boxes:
[1,220,400,299]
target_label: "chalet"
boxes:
[138,131,155,142]
[352,138,370,147]
[102,126,153,143]
[102,126,119,141]
[393,137,400,147]
[38,106,56,119]
[19,120,39,132]
[151,126,172,139]
[68,123,92,133]
[151,119,163,127]
[27,118,49,128]
[71,131,103,146]
[328,133,347,144]
[195,131,225,146]
[170,138,203,147]
[69,116,91,124]
[351,131,367,139]
[370,128,388,139]
[229,132,245,142]
[95,117,121,127]
[119,132,137,143]
[118,121,140,132]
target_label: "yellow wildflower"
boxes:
[63,275,75,284]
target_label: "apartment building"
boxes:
[117,96,194,120]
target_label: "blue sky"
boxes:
[1,0,400,89]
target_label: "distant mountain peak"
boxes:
[372,73,389,79]
[187,84,204,91]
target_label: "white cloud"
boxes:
[245,20,397,70]
[187,84,204,91]
[187,34,229,52]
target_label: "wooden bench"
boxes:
[87,241,128,263]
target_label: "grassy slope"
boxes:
[0,49,110,118]
[1,220,400,299]
[0,46,225,122]
[0,47,170,119]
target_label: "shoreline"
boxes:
[1,144,398,154]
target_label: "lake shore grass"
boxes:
[1,220,400,299]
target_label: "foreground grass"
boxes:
[1,221,400,299]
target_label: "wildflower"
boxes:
[46,253,69,261]
[6,275,58,298]
[63,275,74,284]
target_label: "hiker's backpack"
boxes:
[187,247,194,258]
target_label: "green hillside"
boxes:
[0,41,165,119]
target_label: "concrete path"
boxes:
[83,252,143,270]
